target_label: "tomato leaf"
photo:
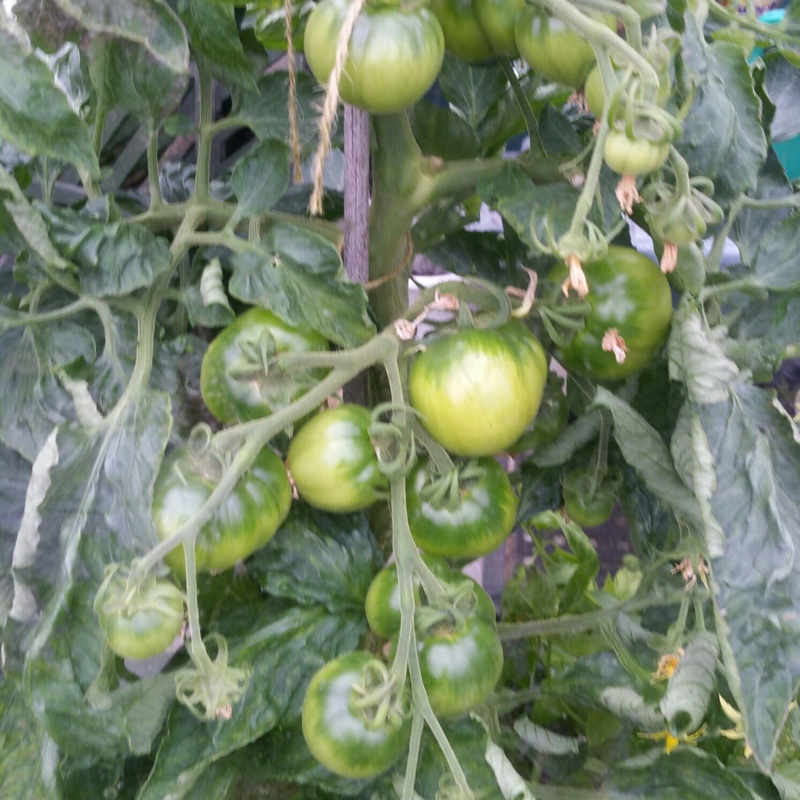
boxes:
[592,388,704,530]
[0,322,96,462]
[0,31,99,177]
[438,54,507,130]
[677,15,767,205]
[409,100,482,160]
[751,212,800,291]
[422,229,525,285]
[230,139,291,219]
[730,292,800,364]
[249,505,382,614]
[608,748,761,799]
[236,72,321,155]
[40,205,173,297]
[52,0,190,75]
[228,223,376,348]
[136,605,366,800]
[177,0,257,91]
[698,383,800,769]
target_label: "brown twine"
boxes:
[308,0,366,216]
[284,0,303,183]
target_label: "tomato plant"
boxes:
[200,307,330,425]
[550,246,674,380]
[153,443,292,575]
[561,468,617,528]
[286,403,388,512]
[95,570,185,661]
[301,651,411,778]
[3,0,800,797]
[515,7,616,87]
[415,615,504,718]
[304,0,445,114]
[430,0,494,62]
[409,321,548,457]
[406,457,519,558]
[472,0,526,57]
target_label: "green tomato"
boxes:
[561,469,616,528]
[430,0,494,62]
[507,372,569,453]
[365,555,495,639]
[302,651,411,778]
[304,0,444,114]
[409,321,548,457]
[416,616,504,718]
[515,7,616,88]
[200,307,330,425]
[603,129,670,176]
[406,458,518,559]
[95,572,184,661]
[286,404,388,513]
[550,246,673,381]
[583,63,607,118]
[153,444,292,575]
[472,0,526,57]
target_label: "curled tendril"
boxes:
[174,633,251,721]
[369,402,420,479]
[186,424,228,481]
[507,267,538,318]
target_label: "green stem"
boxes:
[0,297,95,329]
[183,536,214,671]
[147,124,164,211]
[574,0,643,51]
[527,783,609,800]
[496,592,685,640]
[707,0,800,47]
[497,57,541,153]
[400,708,426,800]
[194,60,215,203]
[698,275,760,301]
[412,422,455,475]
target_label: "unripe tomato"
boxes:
[472,0,526,57]
[549,246,673,381]
[304,0,445,114]
[408,321,548,457]
[153,444,292,575]
[561,469,616,528]
[286,403,388,513]
[515,7,616,88]
[200,307,329,425]
[430,0,494,62]
[603,129,670,176]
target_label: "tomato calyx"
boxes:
[94,563,185,625]
[348,658,409,731]
[175,632,252,721]
[417,459,485,513]
[368,401,419,480]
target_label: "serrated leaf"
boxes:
[422,229,523,285]
[248,505,382,613]
[177,0,256,91]
[484,735,535,800]
[0,322,95,462]
[0,167,72,271]
[409,100,482,160]
[532,409,603,468]
[660,631,718,735]
[730,291,800,365]
[94,37,190,125]
[15,389,171,664]
[246,0,314,52]
[678,15,767,205]
[0,30,99,176]
[53,0,189,75]
[438,55,507,130]
[608,747,760,799]
[514,717,583,755]
[237,72,321,154]
[137,605,365,800]
[40,205,172,296]
[599,686,663,729]
[751,212,800,291]
[230,139,291,219]
[668,299,740,404]
[228,224,375,348]
[593,388,704,528]
[699,383,800,769]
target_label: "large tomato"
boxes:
[152,444,292,575]
[200,307,329,425]
[507,372,569,453]
[95,571,185,661]
[472,0,526,57]
[408,321,548,457]
[301,651,411,778]
[415,616,504,718]
[430,0,493,62]
[304,0,444,114]
[364,554,496,639]
[515,7,616,88]
[286,403,388,513]
[406,458,518,559]
[550,246,673,380]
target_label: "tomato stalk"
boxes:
[573,0,644,52]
